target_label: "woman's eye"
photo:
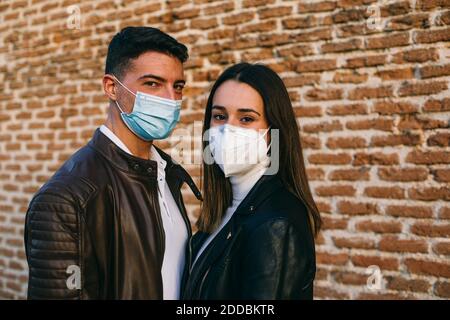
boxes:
[213,114,226,121]
[241,116,254,123]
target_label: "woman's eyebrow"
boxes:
[212,105,226,111]
[237,108,261,116]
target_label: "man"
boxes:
[24,27,202,299]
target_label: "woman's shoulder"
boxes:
[241,185,312,237]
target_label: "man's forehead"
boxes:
[130,51,184,80]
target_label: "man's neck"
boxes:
[104,113,153,160]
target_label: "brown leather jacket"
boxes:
[24,128,202,299]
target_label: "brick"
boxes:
[330,168,370,181]
[333,236,376,249]
[440,207,450,219]
[415,27,450,43]
[327,137,367,149]
[378,168,428,182]
[333,72,368,84]
[356,220,403,234]
[373,101,418,115]
[306,168,325,180]
[296,59,336,72]
[375,67,414,80]
[337,201,378,215]
[367,32,410,49]
[353,152,399,165]
[327,103,367,116]
[305,88,342,101]
[302,120,343,133]
[431,169,450,183]
[222,12,254,25]
[333,271,368,286]
[315,185,356,197]
[283,16,316,29]
[346,119,394,132]
[308,153,352,165]
[419,64,450,79]
[299,1,337,13]
[370,134,421,147]
[351,255,399,271]
[411,222,450,237]
[435,282,450,299]
[301,136,322,149]
[427,133,450,147]
[409,187,450,201]
[433,242,450,255]
[364,186,405,199]
[380,236,428,253]
[321,39,362,53]
[346,55,386,68]
[405,258,450,278]
[386,276,430,293]
[295,28,332,42]
[293,106,322,117]
[348,86,393,100]
[258,6,292,19]
[332,9,367,24]
[317,251,349,266]
[277,44,314,57]
[242,0,275,7]
[322,216,348,230]
[240,20,277,34]
[406,151,450,165]
[423,98,450,112]
[190,17,218,29]
[392,48,439,64]
[398,81,447,97]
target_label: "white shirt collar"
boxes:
[99,125,167,172]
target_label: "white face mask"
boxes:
[208,124,271,177]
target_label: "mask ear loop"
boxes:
[111,75,136,115]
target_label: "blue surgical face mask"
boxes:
[113,76,182,141]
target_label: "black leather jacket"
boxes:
[24,128,202,299]
[182,174,316,300]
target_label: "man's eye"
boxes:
[174,84,185,91]
[144,81,159,87]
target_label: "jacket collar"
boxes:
[88,128,202,201]
[233,172,283,216]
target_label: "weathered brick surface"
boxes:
[0,0,449,300]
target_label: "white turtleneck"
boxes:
[193,157,271,266]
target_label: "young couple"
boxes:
[24,26,321,300]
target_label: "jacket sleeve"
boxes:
[239,218,315,300]
[25,187,84,299]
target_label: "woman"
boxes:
[182,63,321,300]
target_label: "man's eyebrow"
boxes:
[138,74,167,82]
[138,74,186,85]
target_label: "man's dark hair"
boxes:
[105,26,189,79]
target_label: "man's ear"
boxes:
[103,74,117,101]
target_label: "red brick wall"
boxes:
[0,0,449,299]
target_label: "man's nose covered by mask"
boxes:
[208,124,271,177]
[113,76,182,141]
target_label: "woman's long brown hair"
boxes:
[197,63,322,236]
